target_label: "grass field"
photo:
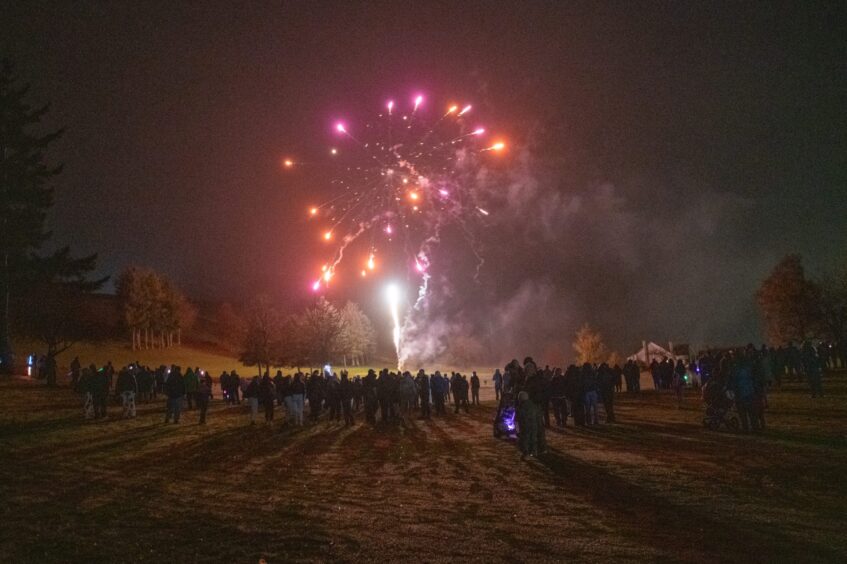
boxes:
[1,374,846,562]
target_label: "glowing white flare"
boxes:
[386,284,402,364]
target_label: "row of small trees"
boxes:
[116,267,196,350]
[756,254,847,347]
[239,296,376,375]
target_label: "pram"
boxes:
[702,380,739,431]
[493,391,518,438]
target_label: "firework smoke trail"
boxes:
[386,284,402,369]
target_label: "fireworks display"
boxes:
[286,93,506,295]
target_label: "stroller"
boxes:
[493,391,518,438]
[702,380,739,431]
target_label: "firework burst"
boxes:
[288,92,505,294]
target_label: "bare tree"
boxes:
[239,295,281,377]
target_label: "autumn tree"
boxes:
[116,266,194,350]
[756,255,819,345]
[572,323,608,365]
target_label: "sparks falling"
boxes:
[290,92,505,294]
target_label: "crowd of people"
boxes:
[58,338,837,461]
[68,360,488,428]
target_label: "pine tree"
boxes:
[1,60,105,371]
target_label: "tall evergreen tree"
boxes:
[1,60,105,371]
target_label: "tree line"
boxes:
[238,296,376,375]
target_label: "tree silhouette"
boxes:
[1,60,105,371]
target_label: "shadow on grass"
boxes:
[534,446,845,562]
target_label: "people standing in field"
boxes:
[492,369,503,402]
[197,376,212,425]
[415,369,431,419]
[183,367,199,410]
[90,364,109,420]
[165,366,185,424]
[549,367,568,427]
[259,373,275,423]
[116,366,137,418]
[340,372,355,426]
[470,371,481,405]
[289,373,306,426]
[244,375,260,424]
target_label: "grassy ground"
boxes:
[1,374,845,563]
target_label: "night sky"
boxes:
[3,1,845,358]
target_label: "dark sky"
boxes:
[3,1,846,358]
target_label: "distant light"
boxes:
[361,269,367,277]
[283,159,294,168]
[367,255,375,270]
[458,105,472,116]
[312,280,321,292]
[477,207,490,216]
[309,207,318,216]
[409,192,419,201]
[330,148,338,155]
[414,95,423,110]
[323,231,332,241]
[472,128,485,136]
[387,100,394,113]
[335,122,346,133]
[439,189,449,197]
[385,225,393,235]
[323,270,332,282]
[447,104,458,114]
